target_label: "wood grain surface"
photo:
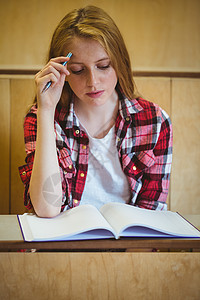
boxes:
[0,252,199,300]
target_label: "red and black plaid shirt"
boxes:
[19,96,173,211]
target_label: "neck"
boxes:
[74,92,119,138]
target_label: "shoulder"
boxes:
[128,97,171,126]
[130,97,162,114]
[24,104,38,128]
[26,103,38,115]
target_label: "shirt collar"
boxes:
[55,96,144,128]
[118,97,144,121]
[55,99,80,129]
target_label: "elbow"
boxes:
[29,190,62,218]
[35,207,61,218]
[33,197,62,218]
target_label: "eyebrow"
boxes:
[68,57,110,65]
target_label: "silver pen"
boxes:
[42,52,72,93]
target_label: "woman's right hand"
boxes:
[35,56,71,111]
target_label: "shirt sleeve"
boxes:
[135,108,173,210]
[18,106,69,211]
[18,108,37,210]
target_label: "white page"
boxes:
[18,204,115,241]
[122,226,175,237]
[100,203,200,238]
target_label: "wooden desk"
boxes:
[0,214,200,252]
[0,215,200,300]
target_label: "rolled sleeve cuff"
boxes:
[18,162,33,210]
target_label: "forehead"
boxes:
[65,37,109,63]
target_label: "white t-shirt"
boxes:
[80,125,131,209]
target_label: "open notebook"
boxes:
[18,202,200,242]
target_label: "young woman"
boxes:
[19,5,173,217]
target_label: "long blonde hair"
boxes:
[47,5,136,106]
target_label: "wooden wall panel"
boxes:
[0,252,200,299]
[171,79,200,214]
[10,78,35,214]
[0,79,10,214]
[0,0,199,72]
[134,77,171,116]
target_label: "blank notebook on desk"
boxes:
[17,202,200,242]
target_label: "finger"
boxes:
[50,56,71,65]
[50,56,71,74]
[45,61,70,77]
[49,57,71,71]
[36,66,68,90]
[35,58,70,86]
[35,70,59,89]
[36,56,71,77]
[41,65,61,79]
[35,69,43,80]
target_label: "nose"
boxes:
[86,69,99,87]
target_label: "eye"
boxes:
[70,69,84,75]
[98,64,111,70]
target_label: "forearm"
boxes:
[28,56,70,217]
[29,108,62,217]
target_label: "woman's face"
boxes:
[66,37,118,107]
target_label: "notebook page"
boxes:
[100,203,200,237]
[18,204,115,241]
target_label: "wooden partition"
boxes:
[171,79,200,214]
[1,252,200,300]
[0,79,10,213]
[10,78,35,214]
[0,0,200,72]
[0,75,199,215]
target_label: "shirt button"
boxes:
[82,145,86,150]
[74,199,78,204]
[22,171,26,176]
[75,129,80,135]
[126,117,130,122]
[80,172,85,178]
[117,137,120,142]
[68,165,72,169]
[132,166,137,171]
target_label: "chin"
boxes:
[89,98,107,106]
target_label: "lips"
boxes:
[86,90,104,98]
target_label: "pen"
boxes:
[42,52,72,93]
